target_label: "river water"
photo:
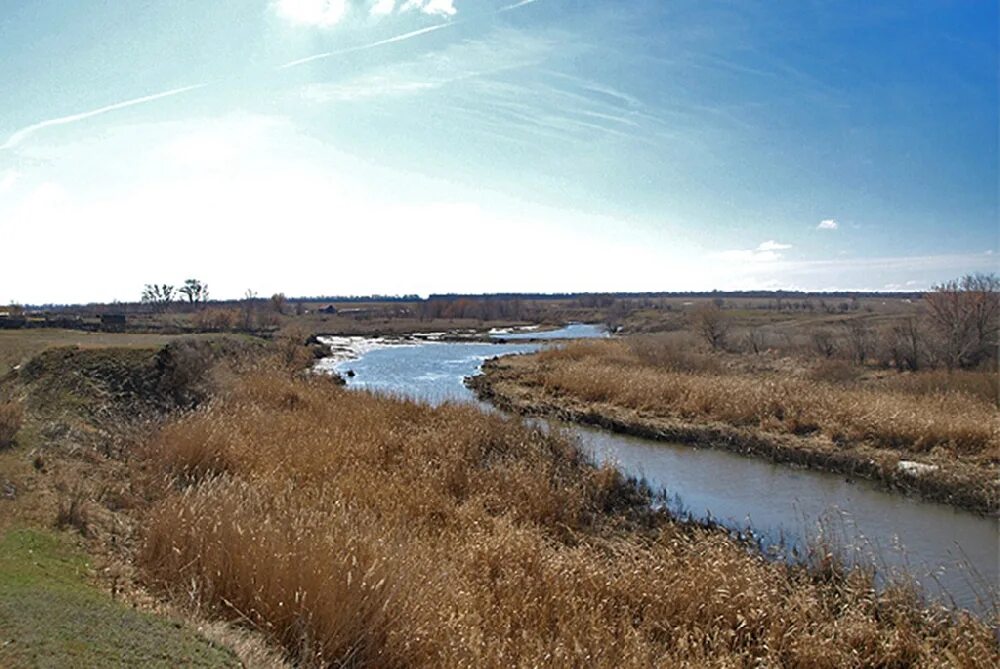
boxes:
[318,324,998,614]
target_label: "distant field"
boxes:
[0,330,217,377]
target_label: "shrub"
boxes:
[626,334,722,373]
[0,401,23,448]
[809,359,862,385]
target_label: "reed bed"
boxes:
[139,370,996,667]
[534,341,999,459]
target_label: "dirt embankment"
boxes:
[468,356,998,516]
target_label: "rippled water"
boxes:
[323,325,998,614]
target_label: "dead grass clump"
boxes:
[533,343,999,457]
[809,359,862,385]
[54,485,92,537]
[139,371,998,667]
[0,400,23,448]
[881,370,999,406]
[626,334,722,373]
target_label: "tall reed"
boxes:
[140,371,996,667]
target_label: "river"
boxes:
[316,324,998,615]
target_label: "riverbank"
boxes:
[468,353,999,516]
[4,338,997,666]
[0,337,292,667]
[141,368,996,667]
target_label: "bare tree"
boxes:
[841,319,874,365]
[924,273,1000,369]
[141,284,175,313]
[241,290,258,331]
[810,329,837,358]
[886,316,924,371]
[743,327,767,355]
[178,279,209,308]
[691,305,729,351]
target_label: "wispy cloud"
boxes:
[274,0,349,28]
[817,218,839,230]
[715,240,793,263]
[0,84,206,152]
[299,28,550,101]
[0,170,19,193]
[278,0,546,68]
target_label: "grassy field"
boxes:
[470,338,999,512]
[136,369,996,667]
[0,528,237,668]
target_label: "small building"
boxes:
[0,313,26,329]
[319,305,338,314]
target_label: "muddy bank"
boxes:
[468,356,998,516]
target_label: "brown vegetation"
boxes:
[533,339,997,456]
[139,370,996,667]
[476,339,999,513]
[0,400,23,448]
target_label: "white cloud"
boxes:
[756,240,792,251]
[298,29,552,101]
[420,0,456,16]
[0,170,19,193]
[401,0,456,17]
[370,0,395,15]
[714,240,792,263]
[817,218,838,230]
[274,0,349,27]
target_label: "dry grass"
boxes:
[879,370,999,407]
[533,340,999,459]
[139,370,996,668]
[0,400,23,448]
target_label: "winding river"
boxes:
[317,325,998,615]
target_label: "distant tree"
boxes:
[179,279,209,308]
[241,290,258,331]
[691,305,729,351]
[743,327,766,355]
[885,316,924,372]
[924,273,1000,369]
[810,329,837,358]
[141,284,175,313]
[270,293,288,315]
[841,319,874,365]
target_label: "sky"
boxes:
[0,0,997,304]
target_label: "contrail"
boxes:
[278,0,546,70]
[498,0,542,12]
[0,83,206,151]
[2,0,548,149]
[278,22,453,69]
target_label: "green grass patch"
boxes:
[0,528,237,668]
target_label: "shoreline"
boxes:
[468,356,998,516]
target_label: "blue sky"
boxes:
[0,0,996,303]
